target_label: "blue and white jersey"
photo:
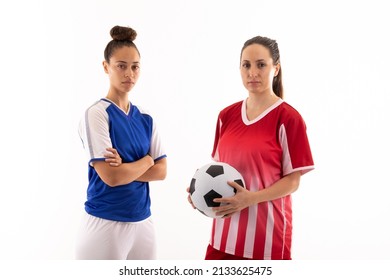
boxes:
[79,98,166,222]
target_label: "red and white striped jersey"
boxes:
[211,98,314,259]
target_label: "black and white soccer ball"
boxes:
[189,162,245,218]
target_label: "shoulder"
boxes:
[219,100,243,117]
[132,104,150,116]
[279,101,301,115]
[85,99,111,115]
[277,101,308,129]
[81,99,111,120]
[79,100,110,133]
[131,104,154,124]
[132,104,153,117]
[278,101,305,120]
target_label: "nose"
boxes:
[248,70,258,78]
[248,68,257,78]
[125,69,134,78]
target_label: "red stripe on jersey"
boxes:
[210,218,216,245]
[271,199,285,259]
[252,202,269,259]
[268,197,292,260]
[234,207,249,256]
[219,218,231,252]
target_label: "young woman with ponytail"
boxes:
[189,36,314,260]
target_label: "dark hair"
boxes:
[240,36,283,99]
[104,26,140,62]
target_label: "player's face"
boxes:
[240,44,279,95]
[103,46,140,95]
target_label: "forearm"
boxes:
[94,155,154,187]
[214,172,301,218]
[137,158,167,182]
[252,171,301,204]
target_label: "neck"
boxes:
[106,90,129,112]
[245,91,280,121]
[247,90,278,108]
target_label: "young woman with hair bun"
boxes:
[77,26,167,260]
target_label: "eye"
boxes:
[257,62,266,68]
[131,65,140,71]
[117,64,127,70]
[242,62,250,69]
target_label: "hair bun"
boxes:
[110,26,137,41]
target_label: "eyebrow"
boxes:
[242,59,266,62]
[115,60,140,64]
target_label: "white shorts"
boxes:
[75,213,156,260]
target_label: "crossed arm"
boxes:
[94,148,167,187]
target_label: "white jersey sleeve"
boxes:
[79,100,112,165]
[149,119,165,161]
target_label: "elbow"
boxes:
[161,169,167,180]
[291,183,299,193]
[93,161,123,187]
[290,175,301,193]
[101,172,126,187]
[155,158,167,180]
[157,166,167,180]
[285,171,301,194]
[103,177,122,187]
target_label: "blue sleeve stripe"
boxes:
[154,155,167,162]
[88,158,106,165]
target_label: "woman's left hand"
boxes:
[104,147,122,167]
[212,181,254,218]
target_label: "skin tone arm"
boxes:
[187,171,301,217]
[94,148,167,187]
[213,171,301,218]
[136,157,167,182]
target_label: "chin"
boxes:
[122,86,134,92]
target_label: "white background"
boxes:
[1,0,389,260]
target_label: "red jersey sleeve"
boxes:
[211,112,222,161]
[279,106,314,176]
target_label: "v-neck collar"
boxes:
[241,98,283,125]
[102,98,131,116]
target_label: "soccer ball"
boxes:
[189,162,245,218]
